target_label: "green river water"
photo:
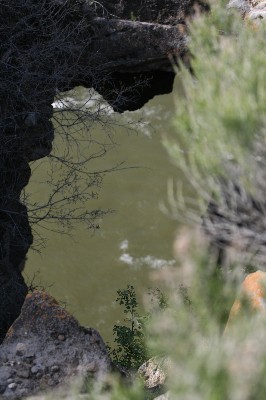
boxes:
[24,78,185,343]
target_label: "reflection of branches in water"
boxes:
[25,269,53,292]
[22,88,143,249]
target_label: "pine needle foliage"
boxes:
[165,0,266,192]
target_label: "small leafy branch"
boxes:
[109,285,147,370]
[109,285,171,370]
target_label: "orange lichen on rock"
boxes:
[225,271,266,333]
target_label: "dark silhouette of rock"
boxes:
[100,0,209,25]
[0,263,27,344]
[88,0,210,110]
[0,291,113,399]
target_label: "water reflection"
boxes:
[24,78,183,343]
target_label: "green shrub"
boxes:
[154,0,266,398]
[165,0,266,198]
[109,285,147,370]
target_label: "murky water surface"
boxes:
[24,79,185,343]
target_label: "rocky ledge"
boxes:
[0,291,113,399]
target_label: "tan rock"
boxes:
[138,356,171,390]
[225,271,266,333]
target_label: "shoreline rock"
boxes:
[0,291,115,399]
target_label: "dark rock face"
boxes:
[0,264,27,345]
[0,291,113,399]
[90,0,209,111]
[100,0,209,24]
[89,16,186,111]
[97,70,176,112]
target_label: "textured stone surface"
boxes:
[0,291,113,399]
[228,0,266,19]
[138,357,167,389]
[90,0,209,110]
[138,356,171,397]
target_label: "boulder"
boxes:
[225,271,266,333]
[0,291,114,399]
[138,356,171,397]
[228,0,266,20]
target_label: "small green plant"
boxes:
[109,285,147,370]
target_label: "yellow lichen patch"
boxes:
[225,271,266,333]
[242,271,266,309]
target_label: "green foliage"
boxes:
[165,0,266,194]
[153,1,266,398]
[109,285,147,370]
[146,235,266,400]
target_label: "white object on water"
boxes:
[119,239,129,251]
[119,251,176,269]
[119,253,134,266]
